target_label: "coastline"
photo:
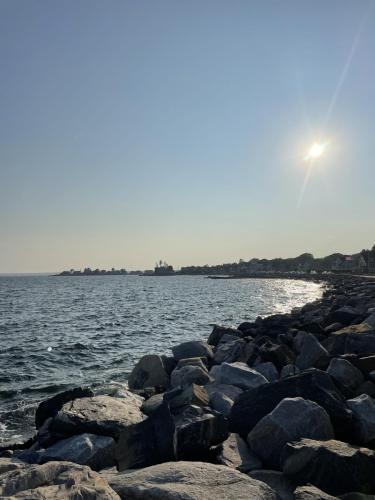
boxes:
[1,274,375,498]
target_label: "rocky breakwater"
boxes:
[2,275,375,498]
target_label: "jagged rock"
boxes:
[174,405,228,459]
[164,384,209,411]
[328,306,362,326]
[128,354,170,390]
[248,470,295,500]
[51,395,145,439]
[176,357,208,371]
[258,341,295,370]
[217,433,261,472]
[116,399,175,471]
[247,397,334,468]
[0,458,25,474]
[209,391,234,416]
[294,332,329,370]
[204,382,243,401]
[323,328,375,356]
[210,362,268,390]
[170,365,212,387]
[281,438,375,496]
[347,394,375,445]
[103,460,277,499]
[230,370,352,438]
[172,340,213,361]
[208,326,243,346]
[38,433,115,471]
[35,386,94,428]
[253,361,279,382]
[280,364,300,378]
[213,339,246,364]
[294,485,336,499]
[0,460,119,499]
[327,358,364,394]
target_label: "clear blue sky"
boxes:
[1,0,374,272]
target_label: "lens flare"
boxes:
[304,142,327,161]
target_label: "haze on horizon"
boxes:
[1,0,374,273]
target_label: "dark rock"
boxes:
[172,340,213,361]
[209,391,234,416]
[35,386,94,429]
[327,358,364,394]
[248,470,295,500]
[230,370,352,439]
[258,341,295,370]
[282,438,375,496]
[328,306,362,326]
[128,354,170,391]
[165,384,209,411]
[294,485,336,499]
[347,394,375,445]
[247,397,334,468]
[176,357,208,370]
[294,332,329,370]
[213,339,246,364]
[355,381,375,398]
[253,361,279,382]
[280,364,300,378]
[204,382,243,401]
[210,362,268,390]
[170,365,212,387]
[218,433,262,472]
[325,322,344,333]
[140,394,164,416]
[208,326,243,346]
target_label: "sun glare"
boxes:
[304,142,327,162]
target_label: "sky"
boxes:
[1,0,374,272]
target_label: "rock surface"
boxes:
[210,362,268,390]
[103,460,278,499]
[247,397,334,468]
[128,354,170,390]
[217,433,262,472]
[170,365,212,387]
[172,340,213,361]
[347,394,375,445]
[0,460,119,499]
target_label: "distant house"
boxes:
[332,255,367,273]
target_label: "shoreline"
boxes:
[1,274,375,497]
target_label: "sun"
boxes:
[304,142,327,161]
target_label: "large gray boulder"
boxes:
[217,433,261,472]
[210,362,268,391]
[347,394,375,445]
[103,460,278,499]
[204,382,243,401]
[128,354,170,390]
[39,433,115,471]
[213,339,246,364]
[254,362,279,382]
[327,358,364,394]
[208,326,243,346]
[0,460,119,499]
[294,332,329,370]
[51,395,145,439]
[172,341,213,361]
[281,438,375,496]
[247,397,334,468]
[170,365,212,387]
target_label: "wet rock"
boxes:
[165,384,209,411]
[128,354,170,391]
[174,405,228,460]
[347,394,375,445]
[39,433,115,471]
[294,485,336,499]
[208,326,243,346]
[170,365,212,387]
[51,395,145,439]
[294,332,329,370]
[213,339,246,364]
[247,397,334,468]
[280,364,300,378]
[210,362,268,390]
[248,470,295,500]
[230,370,352,438]
[0,460,119,499]
[327,358,364,394]
[282,438,375,496]
[172,340,213,361]
[253,361,279,382]
[35,386,94,428]
[103,460,277,499]
[217,433,261,472]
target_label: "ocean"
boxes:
[0,274,322,445]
